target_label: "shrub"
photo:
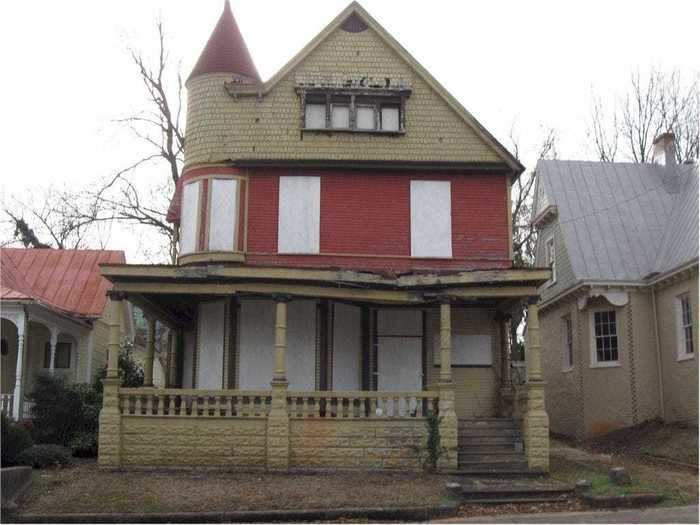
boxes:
[17,444,72,469]
[95,343,144,394]
[26,375,102,457]
[1,412,33,467]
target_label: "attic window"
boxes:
[341,13,368,33]
[301,91,407,134]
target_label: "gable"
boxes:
[184,6,518,171]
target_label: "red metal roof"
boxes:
[0,248,125,319]
[188,0,261,83]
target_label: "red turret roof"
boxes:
[188,0,260,83]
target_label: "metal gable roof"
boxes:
[0,248,126,319]
[536,159,698,282]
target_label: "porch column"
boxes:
[12,312,27,421]
[498,314,515,417]
[437,298,458,471]
[267,295,291,472]
[144,317,156,387]
[48,327,59,376]
[98,294,123,468]
[522,299,549,472]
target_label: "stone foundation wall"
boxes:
[120,417,267,468]
[289,419,427,470]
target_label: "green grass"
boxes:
[550,456,694,506]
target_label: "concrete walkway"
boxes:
[435,505,699,524]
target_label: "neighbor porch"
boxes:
[98,265,550,472]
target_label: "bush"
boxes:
[1,412,33,467]
[95,343,144,394]
[17,444,72,469]
[26,375,102,456]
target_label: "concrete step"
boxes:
[457,445,520,454]
[461,496,571,504]
[459,418,518,426]
[446,469,543,477]
[458,436,523,446]
[457,461,530,471]
[460,481,575,504]
[458,453,527,463]
[459,428,522,437]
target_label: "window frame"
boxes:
[545,236,556,285]
[562,315,574,371]
[589,307,620,368]
[676,293,695,362]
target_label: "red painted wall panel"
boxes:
[245,168,510,272]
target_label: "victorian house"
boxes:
[97,1,550,472]
[1,248,128,420]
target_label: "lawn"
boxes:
[549,455,697,506]
[21,461,452,515]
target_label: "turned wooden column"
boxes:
[273,297,290,383]
[439,300,453,385]
[526,299,543,382]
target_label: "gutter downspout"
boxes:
[651,286,665,420]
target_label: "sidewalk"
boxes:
[435,505,699,524]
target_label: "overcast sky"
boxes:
[1,0,698,261]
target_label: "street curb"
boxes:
[581,492,663,508]
[15,503,459,523]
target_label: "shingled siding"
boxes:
[535,219,577,303]
[184,25,501,167]
[245,169,510,271]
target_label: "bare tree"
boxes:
[589,69,699,163]
[89,19,185,263]
[507,125,558,363]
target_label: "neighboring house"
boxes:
[0,248,128,420]
[97,1,551,473]
[532,133,699,440]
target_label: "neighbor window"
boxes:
[677,294,694,359]
[43,342,71,369]
[591,310,618,365]
[546,237,556,284]
[563,316,573,370]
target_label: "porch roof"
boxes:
[100,264,549,329]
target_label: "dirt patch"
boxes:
[583,420,698,466]
[20,462,452,515]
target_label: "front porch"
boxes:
[98,265,550,472]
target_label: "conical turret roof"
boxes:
[188,0,260,83]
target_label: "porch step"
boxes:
[457,461,529,471]
[458,453,526,463]
[446,468,543,477]
[459,479,575,505]
[458,436,523,446]
[459,418,519,428]
[457,445,520,454]
[459,428,522,438]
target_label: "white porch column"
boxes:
[144,317,156,387]
[12,312,27,421]
[48,326,59,376]
[84,330,94,383]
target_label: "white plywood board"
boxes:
[182,329,196,389]
[433,334,492,366]
[197,301,226,389]
[238,299,275,390]
[377,309,422,336]
[278,176,320,254]
[410,180,452,257]
[305,104,325,129]
[332,303,361,390]
[208,179,238,251]
[286,300,317,391]
[180,181,200,255]
[377,336,422,391]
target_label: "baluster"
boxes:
[152,394,160,416]
[135,394,143,416]
[302,396,309,418]
[233,395,240,417]
[416,395,423,418]
[312,395,319,418]
[370,396,377,418]
[191,395,198,417]
[350,396,357,418]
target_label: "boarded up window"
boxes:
[331,105,350,128]
[410,180,452,257]
[197,300,226,389]
[180,181,200,255]
[208,179,238,251]
[305,103,326,129]
[356,106,375,130]
[381,106,400,131]
[278,176,320,254]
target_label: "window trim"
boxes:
[562,315,574,372]
[676,293,695,362]
[43,341,72,370]
[545,236,556,286]
[589,307,621,368]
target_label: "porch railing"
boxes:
[287,391,439,419]
[0,394,13,416]
[119,388,272,418]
